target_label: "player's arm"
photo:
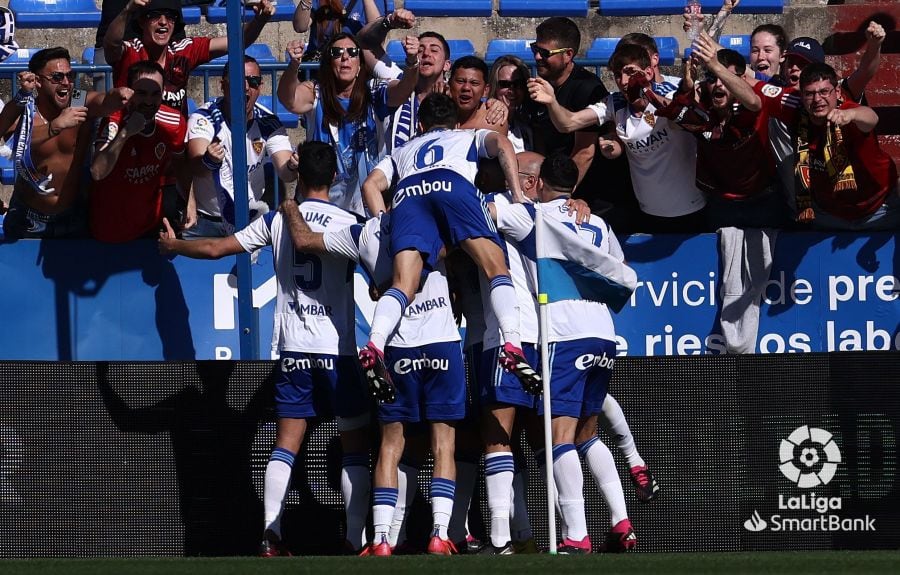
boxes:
[845,21,885,102]
[103,0,146,65]
[571,131,597,190]
[695,32,762,111]
[278,198,328,253]
[158,218,244,258]
[483,131,527,203]
[89,87,133,119]
[527,76,600,133]
[363,159,392,214]
[269,148,299,184]
[90,113,146,181]
[208,0,274,58]
[277,41,316,115]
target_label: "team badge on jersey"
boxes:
[155,142,166,160]
[643,111,656,128]
[761,84,782,98]
[253,139,264,155]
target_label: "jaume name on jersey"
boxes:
[288,301,333,316]
[405,296,449,316]
[394,356,450,375]
[393,179,453,206]
[575,351,615,371]
[281,356,335,372]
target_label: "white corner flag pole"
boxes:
[535,205,558,554]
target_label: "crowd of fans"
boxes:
[0,0,896,241]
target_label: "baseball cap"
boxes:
[785,37,825,64]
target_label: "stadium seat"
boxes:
[10,0,99,28]
[485,39,535,63]
[498,0,588,18]
[209,43,278,65]
[0,47,44,81]
[720,35,751,60]
[81,46,94,64]
[257,94,299,129]
[403,0,492,17]
[0,154,15,186]
[181,6,203,25]
[587,37,678,66]
[387,39,476,63]
[204,1,298,23]
[596,0,784,16]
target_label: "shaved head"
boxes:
[516,151,545,200]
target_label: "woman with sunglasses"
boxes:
[293,0,382,63]
[488,56,534,153]
[278,33,420,216]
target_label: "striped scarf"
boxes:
[794,107,857,223]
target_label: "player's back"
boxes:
[270,199,361,355]
[390,128,486,187]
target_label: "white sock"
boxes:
[373,487,399,541]
[578,436,629,526]
[489,275,521,348]
[263,447,295,540]
[369,288,408,350]
[431,477,456,540]
[552,444,587,542]
[601,394,645,469]
[449,458,478,543]
[510,460,532,541]
[536,448,567,540]
[389,461,418,547]
[484,452,514,547]
[341,453,371,549]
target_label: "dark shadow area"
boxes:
[823,12,899,55]
[37,239,195,360]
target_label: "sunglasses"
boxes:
[145,9,178,21]
[495,79,525,90]
[328,46,360,59]
[529,42,568,59]
[40,70,77,84]
[245,75,263,88]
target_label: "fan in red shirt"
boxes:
[103,0,275,116]
[755,63,898,230]
[90,61,187,242]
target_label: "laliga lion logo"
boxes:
[779,425,841,488]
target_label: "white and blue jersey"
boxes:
[304,83,391,216]
[234,199,362,356]
[494,197,623,417]
[374,128,501,269]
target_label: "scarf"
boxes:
[794,105,857,223]
[11,95,56,195]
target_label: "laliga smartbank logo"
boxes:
[744,425,876,533]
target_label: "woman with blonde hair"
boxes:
[488,55,534,152]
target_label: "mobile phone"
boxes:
[70,88,87,108]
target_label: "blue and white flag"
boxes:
[535,207,637,313]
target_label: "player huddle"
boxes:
[160,93,657,556]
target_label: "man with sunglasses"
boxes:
[185,56,296,238]
[0,47,131,239]
[104,0,275,115]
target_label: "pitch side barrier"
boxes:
[0,353,897,557]
[0,232,896,360]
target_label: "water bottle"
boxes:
[686,0,703,41]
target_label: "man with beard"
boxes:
[657,48,791,229]
[0,47,130,239]
[90,60,187,242]
[104,0,275,115]
[530,44,706,233]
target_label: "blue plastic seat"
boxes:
[203,1,295,23]
[81,46,95,64]
[597,0,784,16]
[498,0,587,17]
[484,39,535,63]
[181,6,203,24]
[403,0,492,17]
[653,36,679,66]
[208,43,278,66]
[256,94,298,129]
[586,37,678,66]
[10,0,100,28]
[0,48,44,81]
[0,154,15,186]
[720,35,752,60]
[387,39,476,63]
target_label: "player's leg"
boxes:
[261,417,306,557]
[551,415,592,554]
[480,404,517,554]
[427,420,458,555]
[337,420,372,553]
[460,237,521,348]
[600,394,660,502]
[389,434,426,551]
[366,421,406,556]
[448,427,481,550]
